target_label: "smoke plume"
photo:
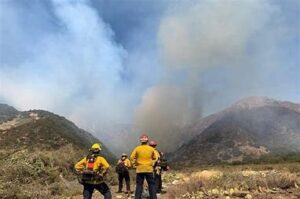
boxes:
[135,85,200,151]
[133,0,299,151]
[158,0,277,69]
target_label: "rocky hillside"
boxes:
[0,105,116,199]
[171,97,300,166]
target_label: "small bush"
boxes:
[167,177,204,198]
[265,171,297,189]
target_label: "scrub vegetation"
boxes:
[164,163,300,199]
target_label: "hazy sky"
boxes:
[0,0,299,153]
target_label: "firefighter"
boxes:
[75,143,112,199]
[130,134,158,199]
[149,140,164,194]
[116,153,131,195]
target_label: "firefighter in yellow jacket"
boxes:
[130,134,158,199]
[75,143,112,199]
[149,140,163,194]
[116,153,132,194]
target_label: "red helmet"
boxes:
[149,140,157,147]
[140,134,149,143]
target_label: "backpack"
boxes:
[158,152,168,171]
[115,161,128,174]
[79,155,97,183]
[86,154,96,170]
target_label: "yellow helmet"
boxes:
[91,143,102,151]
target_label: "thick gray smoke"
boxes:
[0,0,299,154]
[159,0,277,69]
[133,0,299,152]
[135,85,201,151]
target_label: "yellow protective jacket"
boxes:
[75,155,110,184]
[117,158,132,168]
[130,144,158,173]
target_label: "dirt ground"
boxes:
[71,164,300,199]
[71,183,169,199]
[71,182,300,199]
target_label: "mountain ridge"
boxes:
[171,96,300,166]
[0,108,115,157]
[0,104,117,198]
